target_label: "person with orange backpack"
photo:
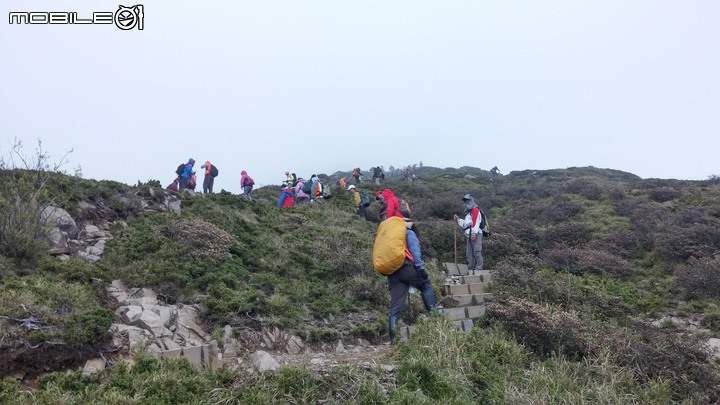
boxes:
[373,217,437,343]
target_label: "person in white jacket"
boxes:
[453,194,487,270]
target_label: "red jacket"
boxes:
[382,189,403,219]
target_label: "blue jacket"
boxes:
[406,229,424,270]
[181,158,195,178]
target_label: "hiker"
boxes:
[240,170,254,200]
[453,194,485,271]
[348,185,366,219]
[294,178,311,204]
[309,174,320,202]
[382,189,403,219]
[200,161,218,194]
[277,184,295,208]
[167,178,179,192]
[373,166,383,184]
[338,177,347,189]
[376,190,388,221]
[387,220,437,343]
[188,172,198,191]
[285,171,296,187]
[352,167,362,183]
[178,158,195,190]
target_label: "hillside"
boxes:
[1,165,720,403]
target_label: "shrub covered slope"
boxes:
[2,166,720,403]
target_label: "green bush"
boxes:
[65,307,114,345]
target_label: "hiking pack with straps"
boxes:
[210,165,219,177]
[175,163,185,176]
[372,217,410,275]
[302,181,312,194]
[322,183,332,199]
[480,209,490,237]
[399,199,412,218]
[244,176,255,187]
[359,190,371,207]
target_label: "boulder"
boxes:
[165,197,181,215]
[251,350,280,372]
[708,338,720,358]
[175,305,209,344]
[335,340,346,353]
[183,345,203,367]
[83,224,106,239]
[82,358,106,376]
[116,306,143,324]
[126,288,158,308]
[136,310,165,336]
[47,228,69,255]
[76,251,101,263]
[151,305,175,327]
[40,206,78,237]
[287,335,304,355]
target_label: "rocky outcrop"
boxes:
[44,188,182,263]
[107,280,220,370]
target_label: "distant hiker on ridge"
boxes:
[200,160,218,194]
[352,167,362,184]
[294,178,311,204]
[177,158,195,190]
[240,170,255,201]
[277,184,295,208]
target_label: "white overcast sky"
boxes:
[1,1,718,193]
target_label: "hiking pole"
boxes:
[454,223,458,266]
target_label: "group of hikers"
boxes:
[167,158,255,200]
[167,160,490,343]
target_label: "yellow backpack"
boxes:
[373,217,410,275]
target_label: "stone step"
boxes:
[445,293,493,306]
[442,305,487,321]
[399,318,475,340]
[443,263,492,280]
[445,282,490,296]
[444,263,469,276]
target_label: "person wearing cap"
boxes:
[200,160,216,194]
[284,171,295,187]
[453,194,485,270]
[387,220,437,343]
[347,185,366,219]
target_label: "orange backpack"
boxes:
[372,217,412,275]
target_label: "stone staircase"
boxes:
[399,263,493,339]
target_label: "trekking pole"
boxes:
[454,224,458,266]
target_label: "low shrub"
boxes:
[675,254,720,299]
[540,246,635,279]
[596,319,720,403]
[487,298,589,359]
